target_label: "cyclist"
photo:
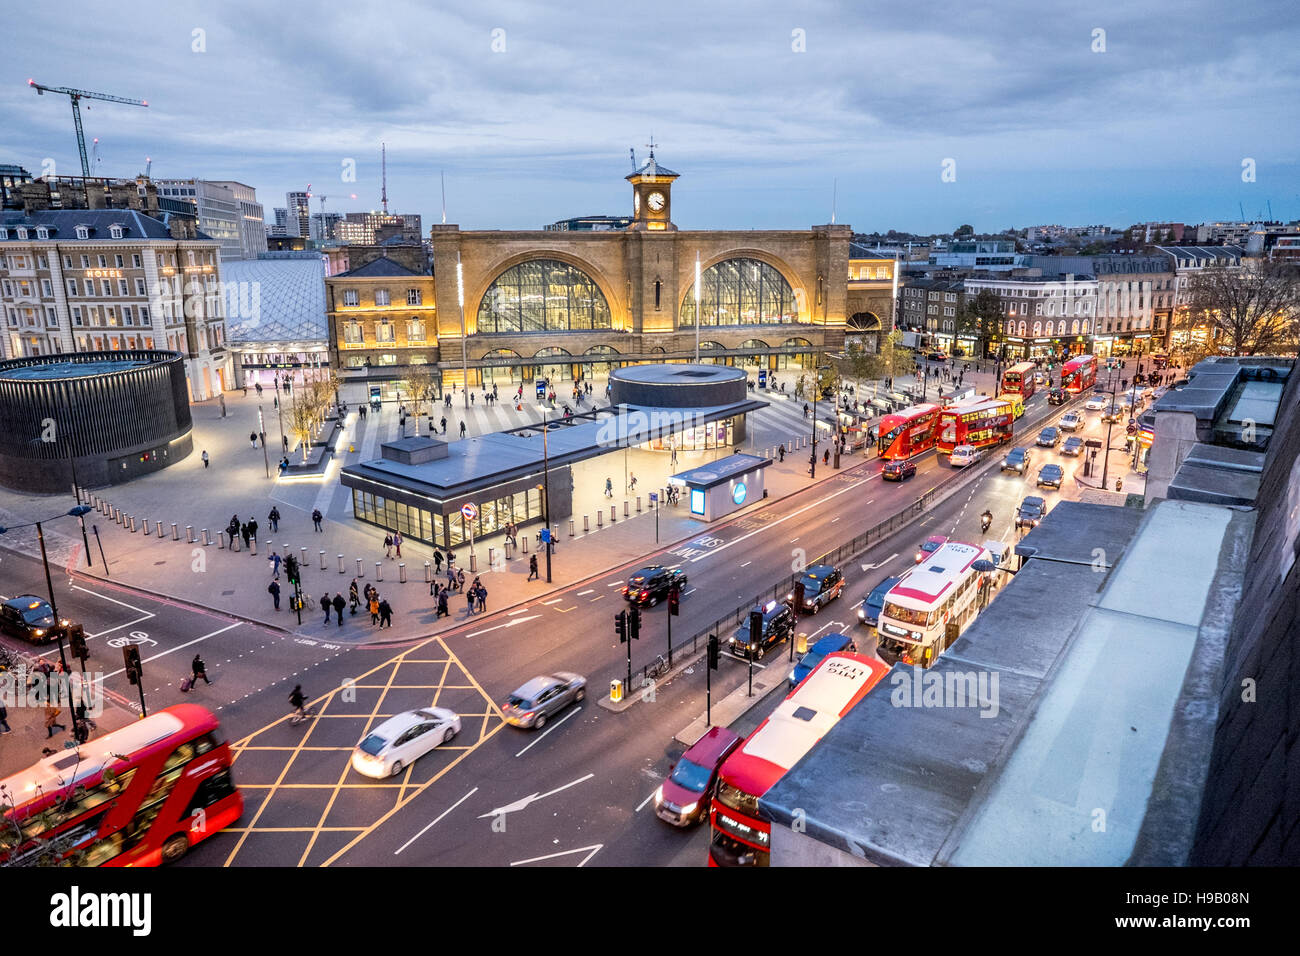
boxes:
[289,685,308,722]
[980,509,993,533]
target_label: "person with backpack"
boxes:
[268,506,280,533]
[268,579,281,610]
[312,508,324,532]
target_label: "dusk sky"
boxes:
[3,0,1298,235]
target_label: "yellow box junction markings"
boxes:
[221,635,505,867]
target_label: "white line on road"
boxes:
[541,598,562,605]
[739,561,751,568]
[690,477,868,563]
[479,773,595,818]
[71,585,149,614]
[636,789,658,812]
[87,613,155,640]
[464,614,541,638]
[514,706,582,757]
[510,844,603,867]
[101,622,242,680]
[395,787,478,855]
[576,589,594,596]
[606,581,625,588]
[507,607,531,616]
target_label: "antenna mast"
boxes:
[441,170,447,224]
[381,142,388,215]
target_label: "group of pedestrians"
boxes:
[228,513,259,550]
[431,573,488,617]
[383,531,404,558]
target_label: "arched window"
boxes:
[680,258,795,327]
[1032,321,1042,337]
[476,259,611,333]
[1071,319,1079,335]
[1018,321,1027,335]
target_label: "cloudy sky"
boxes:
[3,0,1297,235]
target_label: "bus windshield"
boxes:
[882,601,933,627]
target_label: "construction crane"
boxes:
[28,79,148,179]
[305,185,357,239]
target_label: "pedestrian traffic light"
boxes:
[707,635,720,670]
[67,623,88,662]
[615,610,627,643]
[668,586,680,616]
[628,607,641,641]
[122,645,142,685]
[749,609,763,649]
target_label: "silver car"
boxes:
[502,672,586,729]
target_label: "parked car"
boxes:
[0,595,62,644]
[1058,411,1083,432]
[858,575,903,629]
[1047,387,1066,405]
[787,564,845,613]
[927,350,948,362]
[1084,393,1109,411]
[731,600,796,660]
[789,632,857,688]
[1001,447,1032,473]
[1016,496,1048,529]
[623,565,688,607]
[915,534,948,564]
[501,672,587,729]
[1036,464,1064,489]
[949,444,982,467]
[1061,436,1084,457]
[654,726,743,827]
[1036,427,1061,448]
[351,707,461,778]
[882,458,917,481]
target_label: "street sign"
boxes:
[1126,422,1138,435]
[461,502,478,521]
[649,492,658,503]
[540,529,551,543]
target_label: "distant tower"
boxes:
[381,142,388,215]
[627,139,679,232]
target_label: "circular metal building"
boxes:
[608,363,752,449]
[0,351,193,494]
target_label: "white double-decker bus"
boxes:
[876,541,993,668]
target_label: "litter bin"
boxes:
[610,679,624,703]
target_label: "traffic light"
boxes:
[707,635,720,670]
[67,623,88,662]
[792,581,805,615]
[628,607,641,641]
[668,586,680,616]
[284,554,300,586]
[122,645,142,686]
[615,610,627,643]
[748,609,763,649]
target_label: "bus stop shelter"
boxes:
[668,453,771,522]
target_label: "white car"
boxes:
[949,444,982,467]
[351,706,461,778]
[1058,411,1083,431]
[1084,394,1108,411]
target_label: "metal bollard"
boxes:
[218,530,225,549]
[201,529,209,546]
[584,514,589,532]
[469,552,478,573]
[249,536,257,555]
[319,550,327,570]
[522,536,529,552]
[265,540,273,555]
[300,547,307,567]
[399,562,407,583]
[129,516,137,532]
[156,520,164,538]
[339,554,346,574]
[357,558,364,577]
[230,533,239,552]
[624,501,630,518]
[488,547,496,568]
[186,526,194,543]
[569,519,575,537]
[424,561,431,582]
[611,506,617,522]
[171,522,179,541]
[597,511,603,528]
[636,496,642,513]
[375,561,383,582]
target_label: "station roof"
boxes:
[670,453,771,490]
[222,256,327,345]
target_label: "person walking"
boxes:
[268,579,281,610]
[187,654,211,689]
[332,592,346,625]
[454,567,465,591]
[312,508,323,532]
[605,477,613,498]
[269,550,282,579]
[433,548,443,574]
[378,598,393,628]
[241,522,252,550]
[778,445,786,462]
[628,472,637,491]
[384,533,393,558]
[470,392,475,406]
[45,704,66,738]
[349,579,360,614]
[393,530,403,558]
[459,420,467,438]
[201,449,209,469]
[268,506,280,533]
[823,448,830,466]
[249,431,258,448]
[248,517,259,541]
[437,589,450,618]
[528,553,539,581]
[369,594,381,625]
[440,415,447,434]
[320,593,332,625]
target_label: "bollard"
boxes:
[300,547,307,568]
[129,516,137,533]
[553,524,558,545]
[357,558,364,577]
[186,526,194,543]
[171,522,179,541]
[597,511,603,528]
[230,533,239,552]
[265,540,273,555]
[319,550,326,570]
[218,530,225,549]
[636,496,641,513]
[611,505,617,523]
[569,519,575,537]
[522,535,529,553]
[469,552,478,573]
[156,520,164,538]
[339,554,346,574]
[249,536,257,555]
[201,529,209,546]
[399,562,407,583]
[624,501,630,518]
[375,561,383,582]
[584,514,589,532]
[488,547,496,568]
[424,561,431,582]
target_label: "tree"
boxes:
[956,288,1006,359]
[954,224,975,238]
[1180,261,1300,356]
[402,364,438,416]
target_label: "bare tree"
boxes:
[402,364,438,416]
[1181,261,1300,356]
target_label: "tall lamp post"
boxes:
[0,504,94,741]
[541,413,552,583]
[1100,361,1120,490]
[809,362,830,478]
[457,253,469,412]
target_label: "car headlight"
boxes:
[857,608,865,619]
[33,629,44,637]
[653,785,664,806]
[679,801,698,817]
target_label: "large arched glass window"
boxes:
[680,258,795,327]
[477,259,611,333]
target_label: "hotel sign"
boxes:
[85,269,124,279]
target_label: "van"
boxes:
[997,393,1025,419]
[949,444,981,467]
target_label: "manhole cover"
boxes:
[222,589,235,596]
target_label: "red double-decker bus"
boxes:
[876,403,942,460]
[1060,354,1098,393]
[1000,362,1038,399]
[0,704,242,867]
[936,398,1016,455]
[708,652,890,866]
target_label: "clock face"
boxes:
[647,191,666,212]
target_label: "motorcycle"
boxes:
[980,511,993,534]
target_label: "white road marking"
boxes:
[507,607,531,616]
[478,772,594,818]
[576,589,594,596]
[510,844,603,867]
[464,614,541,638]
[514,706,582,757]
[636,789,658,812]
[395,787,478,855]
[607,581,625,588]
[739,561,751,568]
[541,598,562,605]
[100,622,242,679]
[71,585,149,614]
[87,613,155,640]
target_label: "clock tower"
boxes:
[627,146,679,231]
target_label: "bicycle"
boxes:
[646,654,670,680]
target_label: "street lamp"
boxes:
[457,252,468,412]
[809,363,830,478]
[1100,360,1121,490]
[0,504,93,741]
[540,413,552,583]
